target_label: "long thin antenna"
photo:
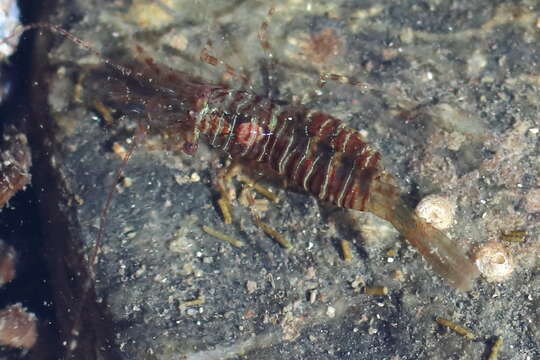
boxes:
[4,22,134,77]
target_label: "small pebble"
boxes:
[326,306,336,318]
[392,269,405,282]
[308,289,317,304]
[0,303,37,349]
[350,275,365,290]
[246,280,257,294]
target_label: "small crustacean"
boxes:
[4,20,479,291]
[93,51,480,291]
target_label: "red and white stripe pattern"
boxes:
[192,88,382,211]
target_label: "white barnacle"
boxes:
[474,242,514,283]
[415,194,456,230]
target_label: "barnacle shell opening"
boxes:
[474,243,514,283]
[415,194,456,230]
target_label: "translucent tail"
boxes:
[365,176,479,291]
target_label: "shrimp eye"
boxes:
[182,141,198,155]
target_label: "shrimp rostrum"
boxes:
[92,54,480,291]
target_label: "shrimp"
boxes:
[91,52,480,291]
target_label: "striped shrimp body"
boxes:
[193,85,479,291]
[90,49,479,290]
